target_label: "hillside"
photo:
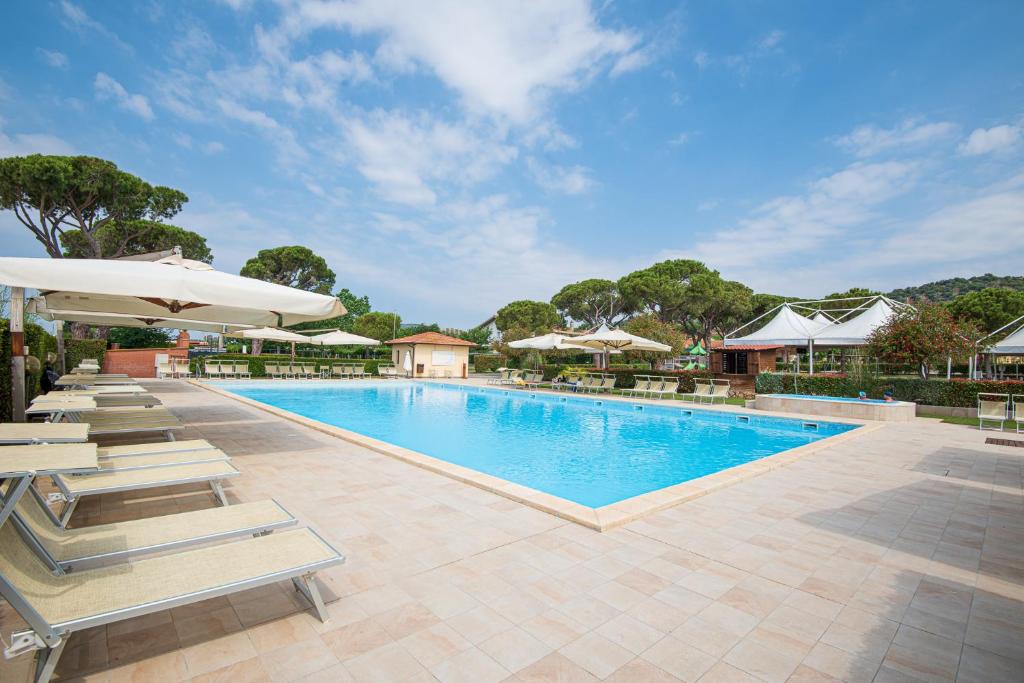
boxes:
[888,274,1024,303]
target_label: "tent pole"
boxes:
[55,320,66,375]
[808,340,814,375]
[10,287,26,422]
[946,356,952,380]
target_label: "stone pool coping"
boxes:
[192,379,886,531]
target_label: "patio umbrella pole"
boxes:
[55,319,66,375]
[9,286,25,422]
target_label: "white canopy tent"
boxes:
[1,253,345,420]
[724,304,829,347]
[812,299,897,346]
[989,323,1024,355]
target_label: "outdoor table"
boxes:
[0,423,89,445]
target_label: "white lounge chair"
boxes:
[680,379,712,403]
[707,379,731,404]
[978,393,1008,431]
[0,521,343,683]
[1014,395,1024,434]
[234,361,251,379]
[627,376,652,398]
[204,361,222,379]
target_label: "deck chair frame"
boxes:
[978,393,1008,431]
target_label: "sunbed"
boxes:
[335,364,353,379]
[55,405,184,441]
[707,379,731,404]
[0,423,89,445]
[157,362,174,379]
[95,438,219,459]
[222,361,238,379]
[1014,395,1024,434]
[235,361,251,379]
[352,364,367,379]
[0,521,343,682]
[265,363,284,379]
[204,361,222,379]
[503,370,523,386]
[626,376,652,398]
[652,377,680,399]
[978,393,1008,431]
[488,369,512,385]
[680,379,712,403]
[4,479,294,572]
[47,460,241,527]
[33,392,161,409]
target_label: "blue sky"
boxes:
[1,1,1022,327]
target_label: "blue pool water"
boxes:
[771,394,898,405]
[218,382,856,508]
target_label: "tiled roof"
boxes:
[385,331,476,346]
[711,343,783,351]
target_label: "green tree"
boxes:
[401,323,442,336]
[108,327,173,349]
[240,246,336,294]
[456,326,492,347]
[550,279,633,328]
[815,287,881,312]
[495,300,562,336]
[750,293,801,321]
[623,314,688,367]
[290,288,371,332]
[0,155,187,258]
[947,287,1024,334]
[353,312,402,342]
[617,259,710,322]
[866,304,978,379]
[683,273,753,353]
[61,220,212,262]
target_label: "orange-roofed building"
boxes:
[385,332,475,379]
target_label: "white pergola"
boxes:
[973,314,1024,378]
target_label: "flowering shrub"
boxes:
[755,372,1024,407]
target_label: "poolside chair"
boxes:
[707,379,731,404]
[487,369,509,385]
[171,359,191,379]
[1,479,294,573]
[263,363,279,379]
[33,393,161,409]
[341,364,355,379]
[0,521,343,683]
[224,362,240,379]
[95,438,220,459]
[680,379,712,403]
[156,362,173,379]
[0,424,89,445]
[978,393,1008,431]
[60,407,184,442]
[596,375,616,393]
[302,363,318,378]
[653,377,679,399]
[204,361,221,379]
[46,460,242,527]
[519,371,542,389]
[626,376,652,398]
[353,364,368,379]
[331,363,345,379]
[234,361,251,379]
[1013,395,1024,434]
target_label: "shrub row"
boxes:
[191,354,387,378]
[755,372,1024,407]
[64,339,107,374]
[1,320,64,421]
[472,355,506,373]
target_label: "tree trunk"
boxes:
[920,363,929,380]
[252,339,263,356]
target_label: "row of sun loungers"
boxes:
[1,381,344,681]
[625,375,679,399]
[978,393,1024,432]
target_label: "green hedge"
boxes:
[0,321,10,422]
[64,339,107,373]
[191,354,387,378]
[755,372,1024,407]
[0,320,59,421]
[473,355,506,373]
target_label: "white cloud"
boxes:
[668,132,691,146]
[693,50,710,70]
[172,132,192,149]
[0,128,75,157]
[343,110,517,206]
[758,30,785,50]
[526,158,594,195]
[281,0,638,123]
[958,124,1022,156]
[681,160,919,271]
[36,49,68,68]
[697,199,719,212]
[216,98,307,166]
[94,73,154,120]
[836,119,957,157]
[59,1,133,53]
[202,141,226,155]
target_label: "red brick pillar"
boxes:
[176,331,190,349]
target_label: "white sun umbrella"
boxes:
[227,327,314,343]
[27,298,256,334]
[403,350,413,375]
[307,330,380,346]
[508,333,596,351]
[571,328,672,353]
[0,253,346,327]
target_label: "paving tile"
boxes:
[558,632,634,679]
[880,624,962,682]
[429,646,509,683]
[595,613,665,654]
[478,626,552,672]
[516,652,599,683]
[642,635,718,682]
[343,642,427,683]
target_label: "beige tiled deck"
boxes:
[2,379,1022,682]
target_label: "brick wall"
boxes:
[102,348,188,377]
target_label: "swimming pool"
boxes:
[215,381,856,508]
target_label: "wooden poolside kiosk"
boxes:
[385,332,474,379]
